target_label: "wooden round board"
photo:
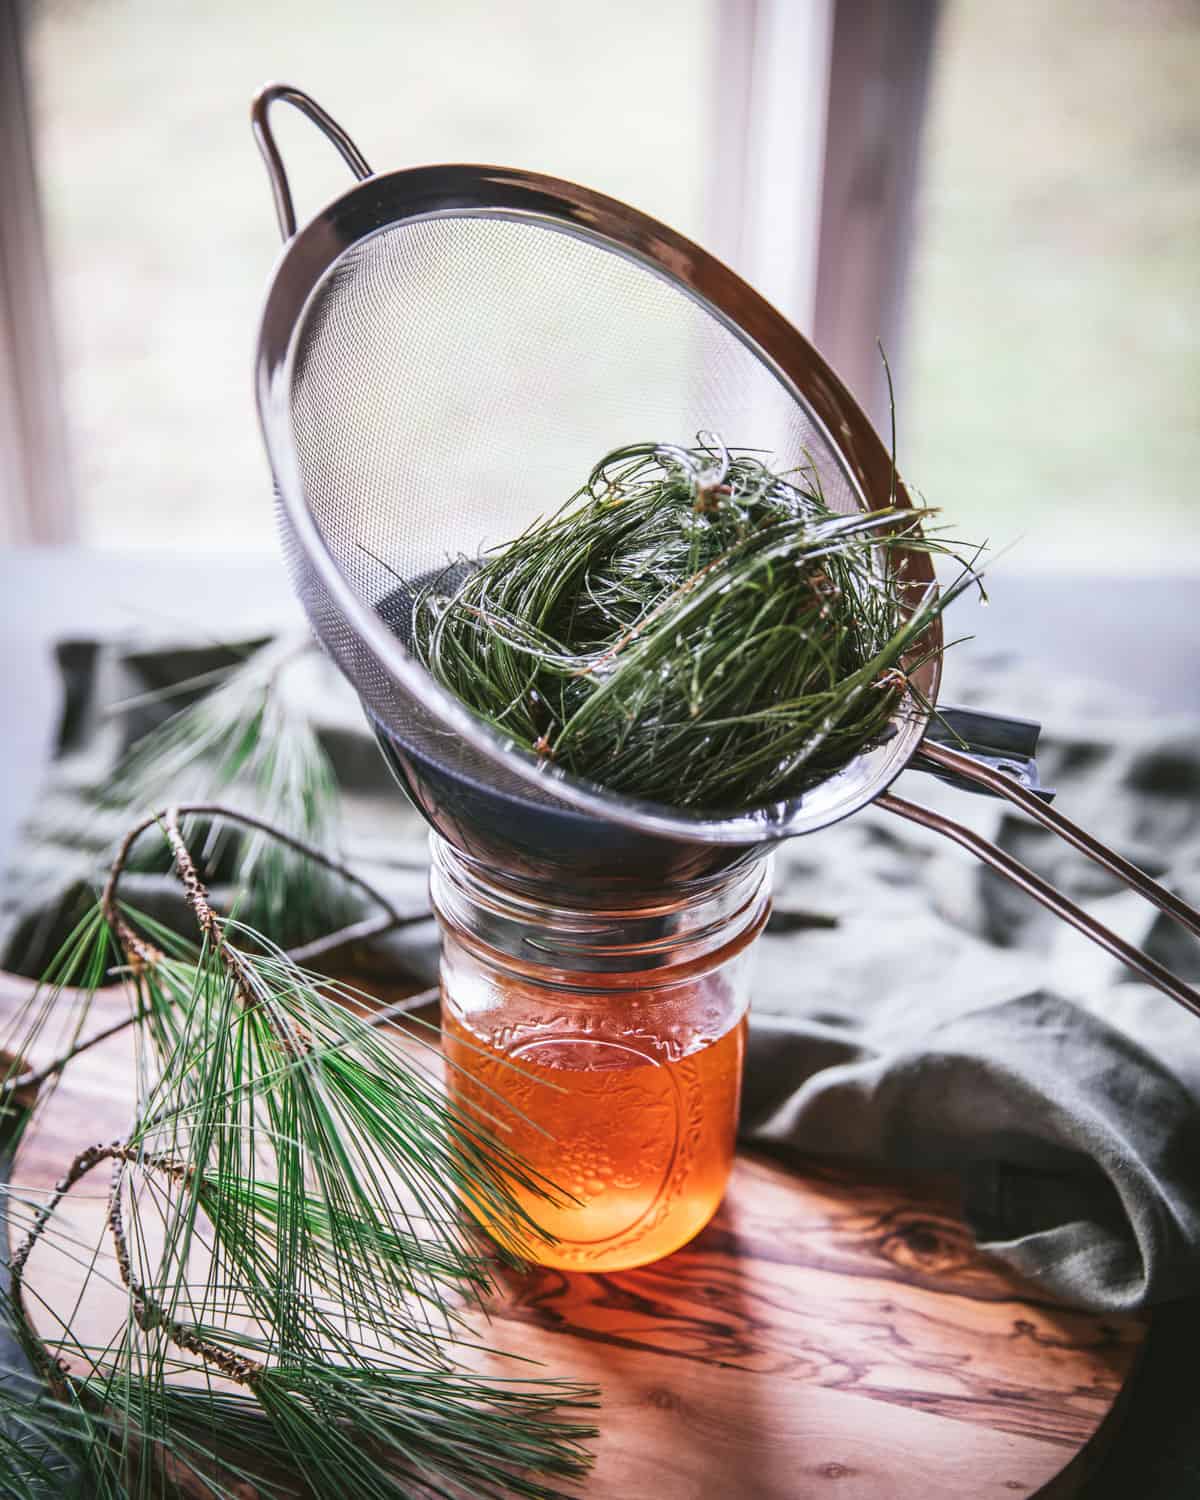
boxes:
[1,971,1144,1499]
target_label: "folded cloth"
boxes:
[3,636,1198,1313]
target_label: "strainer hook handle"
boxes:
[251,83,372,243]
[879,740,1200,1019]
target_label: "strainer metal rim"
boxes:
[255,161,942,846]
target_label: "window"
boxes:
[12,0,1198,570]
[24,0,715,549]
[904,0,1200,570]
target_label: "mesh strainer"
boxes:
[251,85,1200,1017]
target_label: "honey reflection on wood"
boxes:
[486,1155,1139,1452]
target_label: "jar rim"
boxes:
[430,835,772,980]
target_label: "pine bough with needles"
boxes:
[0,699,597,1497]
[12,637,355,979]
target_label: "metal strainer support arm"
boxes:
[916,740,1200,940]
[882,743,1200,1017]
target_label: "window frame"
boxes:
[0,0,74,544]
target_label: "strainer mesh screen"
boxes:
[282,213,866,812]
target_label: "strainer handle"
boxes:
[917,739,1200,939]
[878,741,1200,1019]
[251,83,372,242]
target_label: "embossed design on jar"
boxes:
[508,1035,682,1246]
[442,1008,746,1271]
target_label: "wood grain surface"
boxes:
[0,970,1145,1500]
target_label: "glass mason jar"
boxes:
[430,836,771,1272]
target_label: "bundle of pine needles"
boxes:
[412,439,980,810]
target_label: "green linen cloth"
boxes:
[3,635,1198,1315]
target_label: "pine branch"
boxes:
[97,637,352,947]
[4,801,427,1101]
[15,637,362,981]
[1,806,597,1500]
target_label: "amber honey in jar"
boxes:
[430,838,770,1272]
